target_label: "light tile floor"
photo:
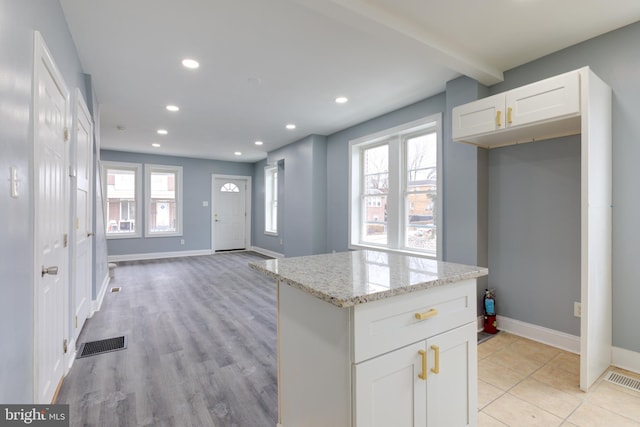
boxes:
[477,332,640,426]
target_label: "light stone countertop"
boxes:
[249,250,488,308]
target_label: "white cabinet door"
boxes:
[452,93,505,141]
[506,71,580,128]
[426,322,477,427]
[354,341,427,427]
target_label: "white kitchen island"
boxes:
[250,250,488,427]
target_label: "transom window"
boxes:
[221,182,240,193]
[349,114,442,258]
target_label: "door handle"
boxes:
[42,266,59,277]
[87,232,95,237]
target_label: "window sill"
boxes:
[107,233,141,240]
[349,243,438,260]
[264,231,278,237]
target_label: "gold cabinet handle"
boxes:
[496,110,502,127]
[431,345,440,374]
[418,349,427,380]
[415,308,438,321]
[507,107,513,124]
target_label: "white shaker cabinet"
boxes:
[251,251,487,427]
[452,70,581,148]
[354,322,477,427]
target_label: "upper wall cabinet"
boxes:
[452,70,581,148]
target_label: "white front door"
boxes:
[34,32,69,403]
[73,90,93,342]
[213,177,247,251]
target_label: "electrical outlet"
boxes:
[180,239,185,245]
[574,302,581,318]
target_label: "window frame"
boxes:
[349,114,442,259]
[144,164,183,238]
[102,161,142,239]
[264,164,278,235]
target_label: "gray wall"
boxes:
[484,21,640,351]
[266,135,327,257]
[101,150,253,256]
[0,0,89,403]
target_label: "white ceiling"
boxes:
[60,0,640,163]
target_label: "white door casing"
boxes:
[212,175,251,252]
[33,31,70,403]
[73,89,93,343]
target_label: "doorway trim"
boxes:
[211,174,252,253]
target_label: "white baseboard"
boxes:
[108,249,212,263]
[612,346,640,375]
[250,246,284,259]
[494,315,581,354]
[488,316,640,375]
[91,273,110,315]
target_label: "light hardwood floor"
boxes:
[57,252,278,427]
[57,252,640,426]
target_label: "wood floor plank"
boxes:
[57,252,278,427]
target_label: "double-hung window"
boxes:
[103,161,142,238]
[349,114,442,258]
[265,164,278,235]
[145,164,183,237]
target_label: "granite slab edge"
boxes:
[249,261,488,308]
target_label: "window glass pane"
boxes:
[406,192,436,255]
[106,168,136,234]
[362,195,387,244]
[265,166,278,233]
[406,132,437,256]
[149,171,177,233]
[363,144,389,195]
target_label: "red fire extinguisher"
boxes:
[483,289,497,334]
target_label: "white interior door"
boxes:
[213,177,247,251]
[73,90,93,342]
[34,32,69,403]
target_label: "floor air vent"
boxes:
[77,336,127,358]
[604,371,640,393]
[111,287,121,292]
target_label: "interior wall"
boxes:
[0,0,89,403]
[101,150,253,257]
[487,21,640,351]
[267,134,327,257]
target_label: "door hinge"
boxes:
[64,233,68,248]
[64,127,70,142]
[75,315,78,329]
[63,339,68,354]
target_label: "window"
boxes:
[220,182,240,192]
[265,164,278,234]
[349,114,442,258]
[103,162,142,238]
[145,164,183,237]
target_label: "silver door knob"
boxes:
[87,232,95,237]
[41,266,59,277]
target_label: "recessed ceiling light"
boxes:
[286,124,296,130]
[182,58,200,69]
[335,96,348,104]
[255,141,264,146]
[157,129,168,135]
[166,105,180,112]
[234,151,242,156]
[152,143,161,148]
